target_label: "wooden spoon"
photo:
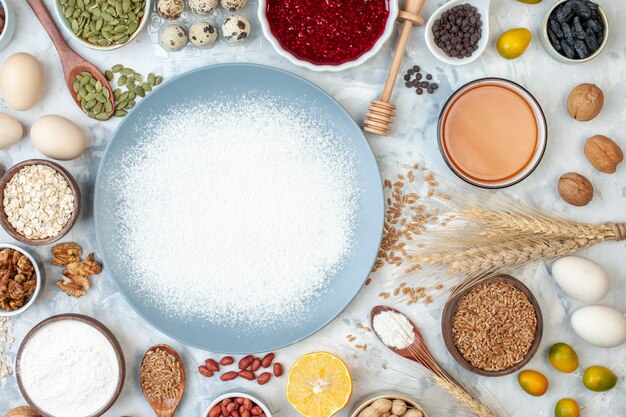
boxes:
[370,305,455,381]
[140,344,186,417]
[25,0,115,120]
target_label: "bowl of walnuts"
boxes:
[0,244,44,317]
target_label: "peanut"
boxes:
[239,370,256,380]
[257,372,272,385]
[208,405,221,417]
[239,355,254,370]
[198,365,213,377]
[220,371,239,381]
[273,363,283,377]
[261,353,274,368]
[205,358,220,372]
[220,356,235,366]
[251,357,262,372]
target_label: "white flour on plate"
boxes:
[18,320,119,417]
[114,96,359,327]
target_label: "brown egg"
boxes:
[0,53,45,111]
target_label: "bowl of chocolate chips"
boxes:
[542,0,609,63]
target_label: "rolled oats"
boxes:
[3,165,75,240]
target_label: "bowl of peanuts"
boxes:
[204,391,272,417]
[350,393,428,417]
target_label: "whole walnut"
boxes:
[584,135,623,174]
[567,83,604,121]
[558,173,593,206]
[4,406,41,417]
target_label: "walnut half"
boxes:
[51,244,103,298]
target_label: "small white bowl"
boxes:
[540,0,609,64]
[257,0,399,72]
[203,391,273,417]
[0,0,17,52]
[53,0,153,51]
[0,244,44,317]
[425,0,490,66]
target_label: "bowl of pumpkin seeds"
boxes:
[55,0,152,50]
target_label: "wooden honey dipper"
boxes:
[364,0,426,136]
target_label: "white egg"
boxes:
[0,53,45,111]
[571,305,626,347]
[551,256,610,303]
[31,115,86,160]
[0,112,24,149]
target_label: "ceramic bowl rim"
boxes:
[0,159,81,245]
[441,274,544,377]
[437,77,548,189]
[16,313,126,417]
[256,0,399,72]
[53,0,153,51]
[202,391,273,417]
[540,0,609,64]
[0,244,43,317]
[350,392,430,417]
[0,0,17,51]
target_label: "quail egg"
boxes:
[220,0,247,11]
[222,14,250,45]
[189,22,218,48]
[157,0,185,20]
[189,0,218,16]
[160,24,188,51]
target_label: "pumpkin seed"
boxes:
[96,112,111,121]
[112,64,124,72]
[105,70,113,81]
[118,75,127,86]
[62,0,145,46]
[120,68,134,76]
[133,86,145,97]
[114,109,128,117]
[113,89,121,99]
[117,100,128,110]
[147,72,155,85]
[125,100,136,110]
[154,76,163,85]
[141,82,151,92]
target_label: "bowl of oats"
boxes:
[0,159,80,245]
[0,244,44,317]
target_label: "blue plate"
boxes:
[94,64,384,353]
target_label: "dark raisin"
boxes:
[548,29,562,51]
[584,30,599,51]
[561,22,575,45]
[586,0,598,10]
[574,39,589,58]
[550,18,563,38]
[572,0,591,19]
[572,16,586,39]
[560,39,576,58]
[555,2,573,22]
[585,18,603,33]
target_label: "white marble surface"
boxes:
[1,0,625,416]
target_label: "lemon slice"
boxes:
[286,352,353,417]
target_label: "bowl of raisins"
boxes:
[541,0,608,63]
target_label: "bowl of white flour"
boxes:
[16,314,125,417]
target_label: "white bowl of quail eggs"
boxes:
[156,0,253,52]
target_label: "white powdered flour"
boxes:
[114,96,359,327]
[19,320,119,417]
[373,311,416,349]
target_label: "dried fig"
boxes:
[567,83,604,121]
[4,406,41,417]
[558,172,593,206]
[584,135,623,173]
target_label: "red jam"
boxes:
[265,0,391,66]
